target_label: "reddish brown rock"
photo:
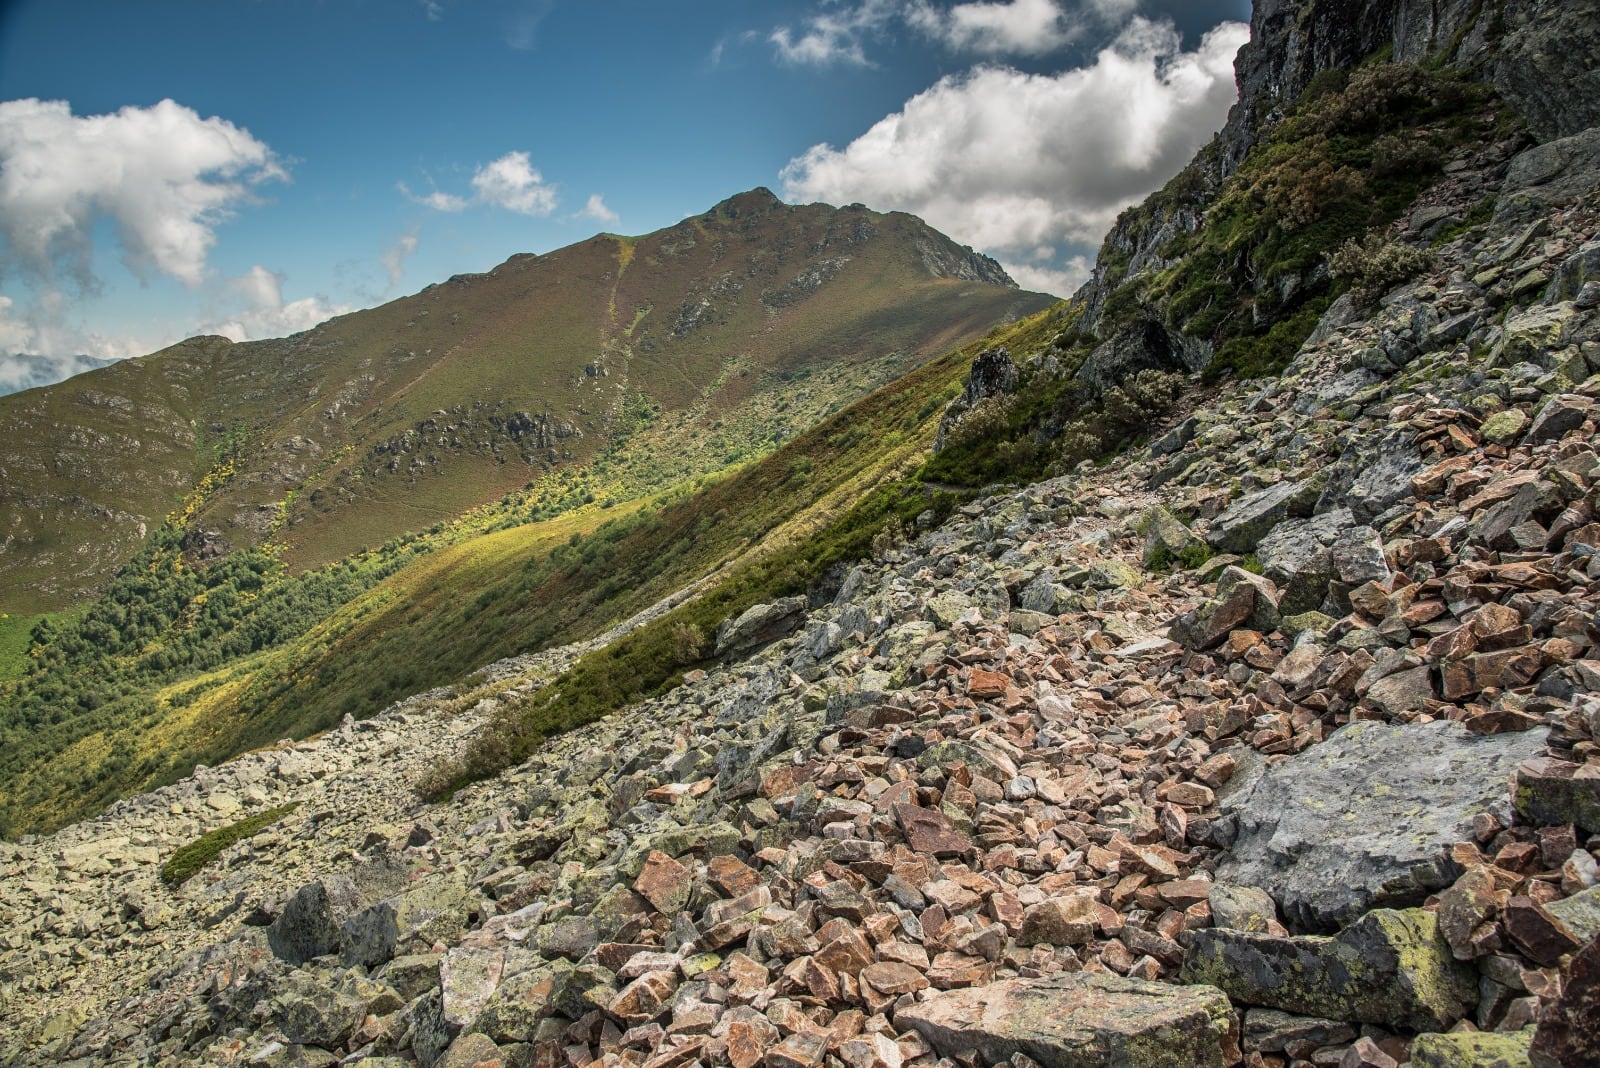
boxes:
[1504,896,1582,966]
[967,669,1011,699]
[1530,935,1600,1068]
[633,851,693,915]
[765,1031,829,1068]
[860,961,928,996]
[894,803,973,858]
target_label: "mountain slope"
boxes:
[0,189,1049,614]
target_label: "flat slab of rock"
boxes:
[1410,1029,1534,1068]
[1214,720,1547,931]
[897,972,1239,1068]
[1180,908,1476,1033]
[1206,479,1318,554]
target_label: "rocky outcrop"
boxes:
[1214,721,1549,931]
[1181,908,1478,1031]
[933,346,1019,451]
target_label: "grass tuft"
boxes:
[159,802,300,887]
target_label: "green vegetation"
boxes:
[1100,61,1501,381]
[1146,540,1216,573]
[160,802,299,886]
[0,527,425,837]
[0,611,52,682]
[419,308,1089,798]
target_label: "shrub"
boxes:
[671,623,707,665]
[160,802,299,886]
[1328,233,1435,303]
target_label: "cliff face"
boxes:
[1228,0,1600,171]
[1076,0,1600,377]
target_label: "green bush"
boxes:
[1329,234,1436,304]
[160,802,299,886]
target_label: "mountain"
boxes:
[0,188,1050,614]
[0,353,120,396]
[5,0,1600,1058]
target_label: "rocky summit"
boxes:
[6,2,1600,1068]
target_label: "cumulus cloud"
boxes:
[908,0,1077,55]
[0,98,284,289]
[769,0,1146,64]
[577,194,621,227]
[471,151,558,215]
[207,265,353,342]
[781,17,1248,295]
[382,231,419,288]
[0,288,161,373]
[400,184,468,212]
[770,0,899,66]
[408,151,560,216]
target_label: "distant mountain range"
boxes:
[0,188,1051,613]
[0,353,119,396]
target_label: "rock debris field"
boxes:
[7,131,1600,1068]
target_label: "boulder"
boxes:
[715,598,808,657]
[1316,428,1422,525]
[269,877,360,966]
[436,1033,509,1068]
[1523,393,1596,446]
[1480,409,1530,445]
[1409,1029,1534,1068]
[1546,885,1600,943]
[897,971,1239,1068]
[1256,511,1352,615]
[469,961,580,1043]
[1074,319,1206,398]
[1169,567,1280,651]
[1206,480,1319,554]
[341,873,476,970]
[275,973,366,1048]
[1180,908,1476,1032]
[1207,884,1282,934]
[440,946,508,1030]
[1515,756,1600,834]
[934,346,1019,452]
[1141,505,1207,570]
[1214,720,1548,931]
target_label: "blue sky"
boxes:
[0,0,1250,384]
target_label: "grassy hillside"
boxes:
[0,304,1054,836]
[0,190,1049,614]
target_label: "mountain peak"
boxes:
[705,187,786,220]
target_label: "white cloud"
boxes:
[408,151,560,216]
[422,0,443,20]
[768,1,1146,65]
[908,0,1076,55]
[0,98,284,289]
[999,255,1094,297]
[409,185,468,212]
[577,193,621,227]
[781,17,1247,293]
[382,231,419,287]
[0,288,160,369]
[471,152,558,215]
[208,265,353,342]
[770,0,899,66]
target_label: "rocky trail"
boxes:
[8,62,1600,1068]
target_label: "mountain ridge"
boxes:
[0,192,1049,614]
